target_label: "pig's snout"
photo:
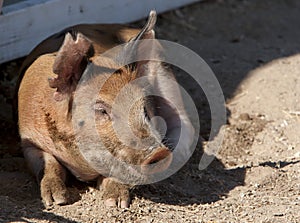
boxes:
[141,147,172,174]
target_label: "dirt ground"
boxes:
[0,0,300,222]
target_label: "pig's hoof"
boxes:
[100,178,130,208]
[104,197,130,208]
[40,176,69,206]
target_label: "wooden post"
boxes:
[0,0,201,63]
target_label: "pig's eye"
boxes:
[94,106,107,114]
[94,101,111,119]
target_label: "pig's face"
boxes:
[47,12,181,184]
[74,61,173,174]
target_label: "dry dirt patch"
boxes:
[0,0,300,222]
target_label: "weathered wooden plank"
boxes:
[0,0,200,63]
[2,0,50,14]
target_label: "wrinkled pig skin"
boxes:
[17,11,194,208]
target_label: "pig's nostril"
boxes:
[141,147,172,174]
[148,159,160,165]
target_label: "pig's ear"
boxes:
[131,10,156,41]
[48,32,93,101]
[132,10,166,78]
[117,10,157,72]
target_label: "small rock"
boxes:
[239,113,251,121]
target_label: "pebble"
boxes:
[239,113,251,121]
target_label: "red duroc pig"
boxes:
[17,11,195,208]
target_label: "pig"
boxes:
[17,11,195,208]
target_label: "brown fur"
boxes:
[18,12,175,208]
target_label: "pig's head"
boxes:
[47,11,186,184]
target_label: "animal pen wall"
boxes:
[0,0,200,64]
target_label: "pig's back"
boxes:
[18,54,100,181]
[18,54,57,152]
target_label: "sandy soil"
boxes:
[0,0,299,222]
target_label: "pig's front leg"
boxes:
[98,177,130,208]
[23,144,69,206]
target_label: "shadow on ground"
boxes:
[133,147,245,205]
[0,0,300,221]
[0,170,80,223]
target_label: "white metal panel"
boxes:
[0,0,200,63]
